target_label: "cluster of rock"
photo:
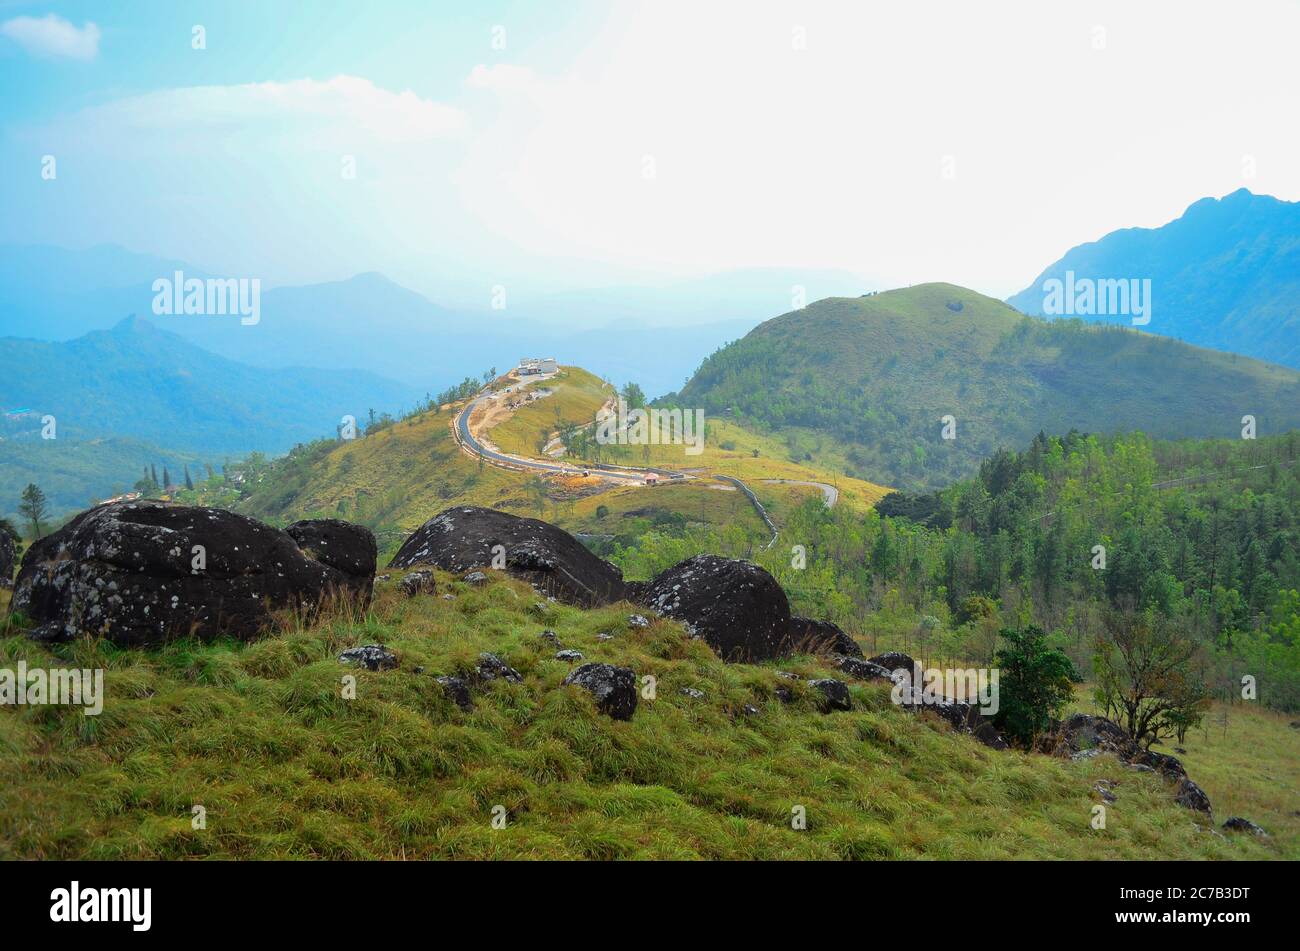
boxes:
[1036,713,1214,815]
[389,507,868,665]
[826,650,1009,749]
[8,500,1248,831]
[9,500,376,648]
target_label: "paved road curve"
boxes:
[454,389,672,485]
[760,478,839,508]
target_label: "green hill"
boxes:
[675,283,1300,490]
[218,366,889,556]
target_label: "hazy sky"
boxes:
[2,0,1297,306]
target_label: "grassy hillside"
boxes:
[676,283,1300,490]
[0,434,203,526]
[1,578,1288,860]
[219,366,888,556]
[489,367,891,507]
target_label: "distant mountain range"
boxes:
[1007,189,1299,369]
[677,283,1300,490]
[0,316,420,518]
[0,244,867,398]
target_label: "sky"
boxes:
[2,0,1298,307]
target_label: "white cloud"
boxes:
[1,14,100,61]
[75,75,464,146]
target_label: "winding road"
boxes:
[453,385,675,485]
[760,478,839,508]
[451,371,841,549]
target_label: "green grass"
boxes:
[1,577,1288,860]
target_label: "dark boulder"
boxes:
[9,500,375,648]
[1175,777,1213,814]
[474,652,523,683]
[786,617,863,657]
[1222,816,1267,836]
[1039,713,1212,814]
[1037,713,1141,760]
[638,554,790,662]
[807,678,852,712]
[338,644,398,671]
[0,531,16,588]
[971,720,1009,750]
[869,651,917,675]
[555,649,584,662]
[563,663,637,720]
[284,518,377,596]
[833,655,895,682]
[397,569,437,597]
[389,506,628,606]
[436,675,474,711]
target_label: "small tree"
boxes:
[19,483,49,539]
[620,382,646,410]
[1092,610,1209,749]
[993,625,1076,747]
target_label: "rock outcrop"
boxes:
[284,518,376,597]
[0,531,16,588]
[807,678,852,712]
[869,651,917,675]
[397,569,437,597]
[9,500,376,648]
[389,506,628,606]
[637,554,790,662]
[338,644,398,671]
[786,617,863,657]
[1221,816,1267,836]
[1038,713,1211,814]
[563,663,638,720]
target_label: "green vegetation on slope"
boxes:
[1,579,1286,860]
[608,431,1300,719]
[675,283,1300,490]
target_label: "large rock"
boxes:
[284,519,377,596]
[637,554,790,662]
[869,651,917,675]
[389,506,628,606]
[1038,713,1211,814]
[0,531,15,588]
[9,500,376,648]
[786,617,863,657]
[563,663,638,720]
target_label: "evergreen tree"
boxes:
[18,483,49,539]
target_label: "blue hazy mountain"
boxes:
[0,316,421,516]
[0,244,817,397]
[1006,189,1300,368]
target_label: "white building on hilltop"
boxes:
[518,357,558,375]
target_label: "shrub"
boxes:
[992,625,1076,747]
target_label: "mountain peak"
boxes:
[110,313,158,335]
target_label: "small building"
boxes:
[518,357,558,375]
